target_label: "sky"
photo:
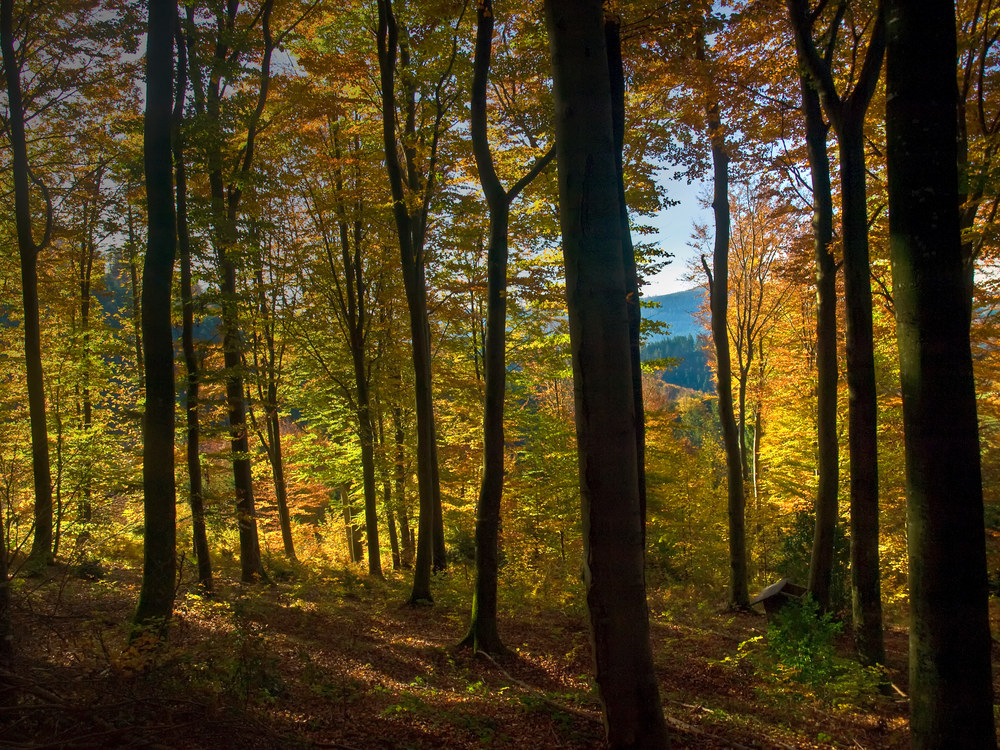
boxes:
[642,177,713,297]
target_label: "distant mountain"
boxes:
[640,288,712,394]
[641,288,707,339]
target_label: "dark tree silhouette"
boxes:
[132,0,178,636]
[885,1,997,746]
[545,0,669,745]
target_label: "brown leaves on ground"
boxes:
[0,561,947,749]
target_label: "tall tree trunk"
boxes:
[800,78,839,611]
[2,0,54,568]
[885,3,997,745]
[546,1,669,746]
[78,181,99,525]
[839,123,884,666]
[786,0,886,665]
[173,15,212,591]
[377,0,438,603]
[132,0,177,637]
[218,231,264,582]
[702,104,749,610]
[186,0,275,584]
[250,243,296,563]
[460,0,553,655]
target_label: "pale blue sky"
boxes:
[643,177,711,296]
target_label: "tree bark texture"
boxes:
[2,0,54,567]
[546,1,669,746]
[885,3,997,746]
[132,0,177,636]
[800,78,839,611]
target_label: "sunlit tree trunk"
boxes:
[800,78,839,611]
[2,0,54,569]
[701,102,749,610]
[132,0,177,637]
[885,3,997,745]
[546,1,669,745]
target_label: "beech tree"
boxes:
[132,0,177,636]
[173,12,212,591]
[459,0,553,656]
[545,0,669,745]
[799,74,840,611]
[786,0,886,666]
[183,0,278,582]
[1,0,55,569]
[376,0,463,602]
[885,1,997,745]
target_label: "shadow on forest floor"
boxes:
[0,555,980,749]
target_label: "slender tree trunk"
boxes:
[0,502,9,668]
[250,239,296,564]
[127,209,145,391]
[546,2,669,745]
[265,401,296,561]
[355,380,383,577]
[460,192,509,654]
[341,483,363,564]
[191,0,275,584]
[377,0,438,603]
[173,15,212,591]
[78,190,97,524]
[786,0,885,666]
[2,0,54,568]
[839,123,884,666]
[460,0,552,655]
[885,4,996,745]
[386,481,401,570]
[801,78,840,611]
[132,0,177,637]
[394,407,414,567]
[704,107,749,610]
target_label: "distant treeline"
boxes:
[640,334,711,392]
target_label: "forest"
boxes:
[0,0,997,747]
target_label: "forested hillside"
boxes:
[0,0,997,747]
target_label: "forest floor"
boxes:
[0,554,991,749]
